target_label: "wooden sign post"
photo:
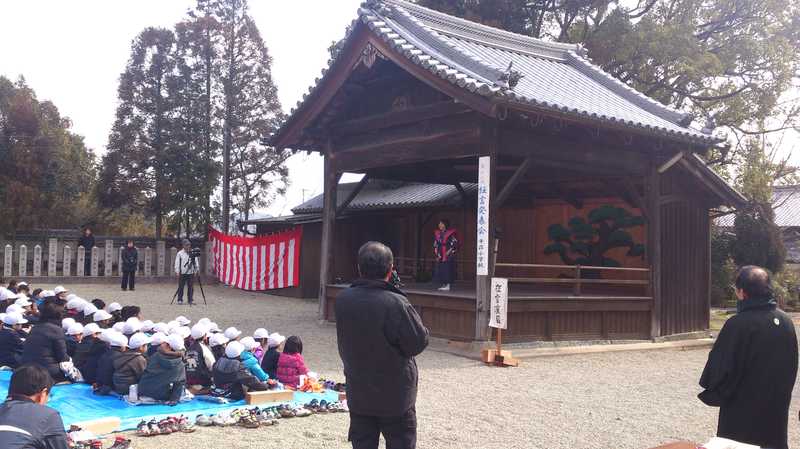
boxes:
[482,277,518,367]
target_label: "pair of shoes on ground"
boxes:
[136,415,195,437]
[437,284,451,291]
[305,399,348,414]
[74,437,131,449]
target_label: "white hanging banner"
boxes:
[489,277,508,329]
[476,156,491,276]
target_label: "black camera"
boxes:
[190,247,202,259]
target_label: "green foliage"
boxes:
[710,229,736,306]
[0,76,97,234]
[732,203,786,274]
[543,205,646,267]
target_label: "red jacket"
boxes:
[276,352,308,387]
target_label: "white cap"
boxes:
[2,291,19,301]
[208,322,221,333]
[209,333,230,347]
[166,320,180,332]
[99,329,115,343]
[66,322,84,336]
[123,318,142,335]
[225,341,244,359]
[240,336,258,351]
[150,332,166,346]
[166,334,185,351]
[0,314,7,323]
[153,322,169,334]
[83,323,101,337]
[41,290,55,298]
[175,316,191,326]
[253,328,269,340]
[93,310,113,322]
[66,294,78,301]
[16,282,28,288]
[62,318,76,331]
[172,326,191,340]
[267,333,286,348]
[66,297,84,310]
[3,312,27,326]
[53,286,68,294]
[110,333,128,348]
[112,322,125,333]
[82,303,98,317]
[198,318,211,326]
[190,323,208,340]
[140,320,154,332]
[128,332,152,349]
[224,327,242,340]
[5,304,22,315]
[106,302,122,313]
[14,297,31,307]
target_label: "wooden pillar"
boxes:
[475,120,498,341]
[646,161,662,338]
[319,149,341,321]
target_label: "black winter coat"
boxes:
[73,337,108,383]
[0,327,25,368]
[260,347,280,380]
[211,356,267,401]
[78,234,94,251]
[21,320,68,380]
[185,341,213,387]
[121,247,138,272]
[335,279,429,416]
[95,348,120,388]
[112,350,147,395]
[0,395,69,449]
[699,297,798,449]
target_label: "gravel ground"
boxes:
[53,282,800,449]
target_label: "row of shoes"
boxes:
[319,378,346,392]
[136,415,196,437]
[304,399,348,414]
[71,436,131,449]
[195,407,280,428]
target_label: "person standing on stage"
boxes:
[174,239,197,305]
[78,227,95,276]
[433,219,458,291]
[121,239,138,291]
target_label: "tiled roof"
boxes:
[291,179,476,214]
[274,0,720,146]
[717,185,800,227]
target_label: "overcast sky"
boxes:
[1,1,797,221]
[0,0,362,218]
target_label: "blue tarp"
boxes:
[0,371,339,432]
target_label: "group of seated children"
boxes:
[0,283,311,406]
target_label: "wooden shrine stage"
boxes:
[325,282,653,342]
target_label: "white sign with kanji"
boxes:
[476,156,491,275]
[489,277,508,329]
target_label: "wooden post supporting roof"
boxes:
[319,148,342,320]
[495,156,533,208]
[475,120,498,341]
[646,161,662,338]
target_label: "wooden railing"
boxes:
[494,263,650,296]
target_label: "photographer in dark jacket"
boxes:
[21,302,69,382]
[78,228,95,276]
[335,241,429,449]
[121,240,138,291]
[0,364,68,449]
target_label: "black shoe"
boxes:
[130,288,135,291]
[122,288,127,291]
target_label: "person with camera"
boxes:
[174,239,197,305]
[121,239,138,292]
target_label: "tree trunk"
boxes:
[203,21,213,237]
[221,7,235,233]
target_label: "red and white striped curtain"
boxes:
[208,227,302,291]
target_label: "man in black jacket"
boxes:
[699,265,798,449]
[78,228,94,276]
[0,364,69,449]
[120,240,138,291]
[335,241,429,449]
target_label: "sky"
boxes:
[0,0,363,218]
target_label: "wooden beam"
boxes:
[318,149,342,321]
[336,175,369,217]
[645,162,662,339]
[475,119,498,341]
[658,151,685,173]
[677,158,729,203]
[328,101,472,137]
[335,132,479,172]
[454,183,469,205]
[496,156,534,208]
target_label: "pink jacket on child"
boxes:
[276,352,308,387]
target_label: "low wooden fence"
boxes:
[494,263,650,296]
[0,238,214,279]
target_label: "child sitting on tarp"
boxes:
[211,341,269,401]
[185,324,215,392]
[209,332,229,360]
[260,333,285,380]
[276,336,308,388]
[112,332,149,396]
[0,313,28,369]
[138,334,186,406]
[73,323,104,383]
[239,337,268,381]
[252,328,269,362]
[65,323,83,358]
[147,333,166,357]
[95,331,126,395]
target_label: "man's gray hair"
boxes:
[181,239,191,246]
[358,241,394,280]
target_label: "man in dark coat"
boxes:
[121,240,138,291]
[699,265,798,449]
[336,241,429,449]
[78,228,94,276]
[0,364,69,449]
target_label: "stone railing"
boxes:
[1,238,214,279]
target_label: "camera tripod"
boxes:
[170,256,207,306]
